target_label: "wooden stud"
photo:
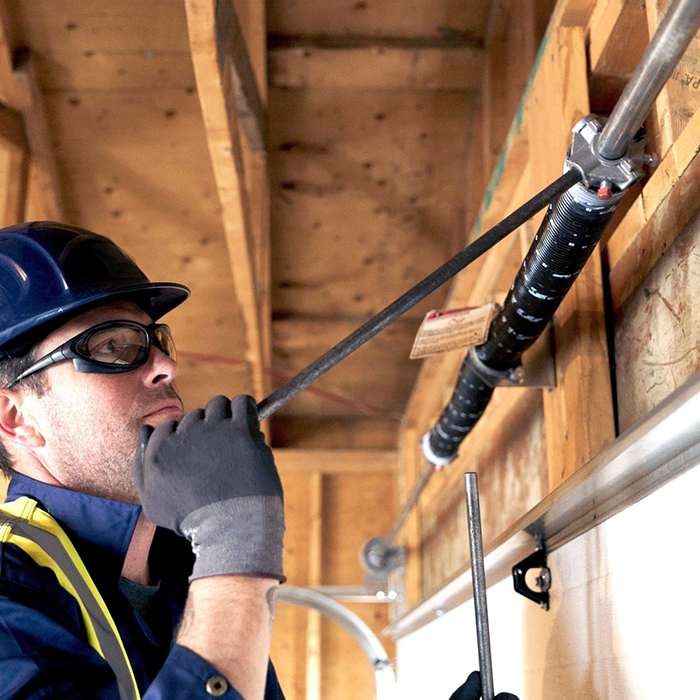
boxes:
[12,54,66,222]
[589,0,649,82]
[0,134,28,227]
[0,102,25,154]
[0,96,28,228]
[215,0,266,153]
[305,471,323,700]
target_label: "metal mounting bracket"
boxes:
[512,547,551,610]
[469,324,556,389]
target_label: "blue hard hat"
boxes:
[0,221,190,355]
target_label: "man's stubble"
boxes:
[39,386,182,504]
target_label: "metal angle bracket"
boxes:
[512,547,551,610]
[469,324,556,389]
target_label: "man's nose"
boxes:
[143,346,180,385]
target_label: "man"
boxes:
[0,221,516,700]
[0,221,285,699]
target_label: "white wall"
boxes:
[396,463,700,699]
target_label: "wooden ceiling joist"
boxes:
[185,0,271,402]
[215,0,266,153]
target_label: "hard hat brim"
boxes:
[3,282,190,358]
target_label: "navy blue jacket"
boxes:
[0,473,285,699]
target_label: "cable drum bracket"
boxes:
[565,114,652,200]
[512,546,551,611]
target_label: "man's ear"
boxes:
[0,390,45,447]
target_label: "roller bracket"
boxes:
[512,547,551,610]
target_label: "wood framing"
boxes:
[184,0,271,402]
[394,0,679,617]
[645,0,700,158]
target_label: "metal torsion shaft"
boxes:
[256,169,582,420]
[598,0,700,160]
[465,473,495,700]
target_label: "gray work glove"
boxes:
[449,672,519,700]
[132,394,285,582]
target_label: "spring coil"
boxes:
[427,185,618,462]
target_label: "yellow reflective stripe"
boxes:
[1,531,105,656]
[0,496,141,700]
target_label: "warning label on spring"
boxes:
[409,304,498,360]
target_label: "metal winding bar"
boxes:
[257,171,582,420]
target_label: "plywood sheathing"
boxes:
[268,75,479,426]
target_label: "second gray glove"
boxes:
[133,394,285,582]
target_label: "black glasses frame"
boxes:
[4,320,175,390]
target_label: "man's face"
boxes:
[29,301,184,503]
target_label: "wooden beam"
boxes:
[274,448,397,474]
[184,0,270,402]
[0,102,25,154]
[216,0,265,152]
[269,46,483,91]
[267,34,482,50]
[12,53,65,221]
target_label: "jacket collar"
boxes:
[5,472,142,590]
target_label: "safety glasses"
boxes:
[4,320,176,389]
